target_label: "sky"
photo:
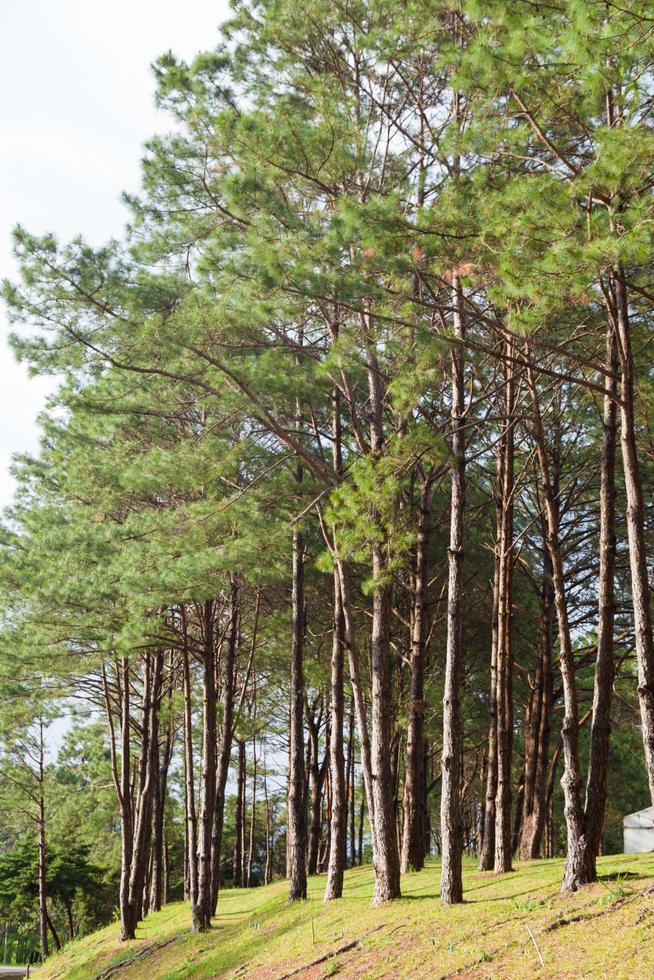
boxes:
[0,0,231,510]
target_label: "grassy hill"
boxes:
[34,853,654,979]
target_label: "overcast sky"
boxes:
[0,0,231,510]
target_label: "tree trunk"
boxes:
[584,318,618,859]
[37,743,49,962]
[402,478,431,873]
[306,700,325,877]
[288,528,308,900]
[347,702,356,868]
[519,548,554,860]
[494,344,515,875]
[527,365,593,892]
[192,603,217,931]
[612,267,654,805]
[479,547,499,871]
[325,568,347,899]
[118,658,135,941]
[233,739,246,887]
[210,577,241,913]
[125,652,163,936]
[336,558,377,860]
[440,273,466,905]
[247,741,257,887]
[150,695,173,914]
[181,633,198,908]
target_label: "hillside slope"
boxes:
[35,854,654,979]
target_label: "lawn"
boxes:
[35,853,654,979]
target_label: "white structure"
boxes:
[623,806,654,853]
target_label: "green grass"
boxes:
[35,853,654,979]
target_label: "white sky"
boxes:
[0,0,231,510]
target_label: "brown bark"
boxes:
[38,725,49,962]
[478,548,499,871]
[288,528,308,900]
[181,631,198,908]
[494,345,515,875]
[584,319,618,859]
[347,702,356,867]
[364,311,401,905]
[612,267,654,805]
[247,741,257,887]
[117,658,134,941]
[233,739,246,887]
[306,697,326,876]
[192,603,218,931]
[401,477,431,873]
[519,548,554,861]
[325,568,347,900]
[440,273,465,905]
[125,652,163,935]
[210,577,241,913]
[527,365,593,892]
[150,681,174,913]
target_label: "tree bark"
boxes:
[233,738,246,887]
[584,318,618,860]
[325,569,347,899]
[125,652,163,936]
[118,658,135,941]
[440,273,466,905]
[612,267,654,805]
[192,603,217,931]
[527,365,593,892]
[210,578,241,912]
[519,548,554,860]
[37,724,49,963]
[479,546,499,871]
[181,630,198,908]
[401,477,431,873]
[494,344,515,875]
[288,528,308,900]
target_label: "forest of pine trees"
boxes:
[2,0,654,963]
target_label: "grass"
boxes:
[35,852,654,979]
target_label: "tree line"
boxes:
[1,0,654,960]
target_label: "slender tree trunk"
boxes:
[118,658,135,941]
[347,703,356,868]
[325,568,347,899]
[584,320,618,858]
[37,730,49,962]
[362,310,401,905]
[306,701,325,877]
[149,698,173,914]
[210,578,241,913]
[440,272,466,905]
[247,741,257,887]
[519,550,554,860]
[181,636,198,908]
[527,365,593,892]
[233,739,245,887]
[192,603,217,931]
[44,910,60,952]
[402,478,431,873]
[288,529,308,900]
[612,267,654,805]
[325,378,347,900]
[494,344,515,875]
[264,753,272,885]
[479,549,499,871]
[336,558,377,860]
[64,900,75,941]
[358,782,365,865]
[126,652,163,935]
